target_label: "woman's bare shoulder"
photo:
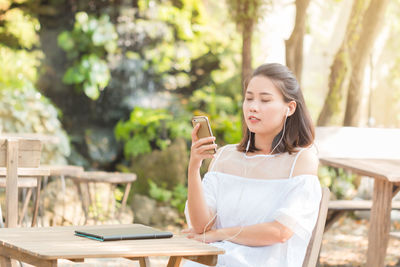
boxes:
[207,144,238,172]
[292,147,319,177]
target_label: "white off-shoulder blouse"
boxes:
[184,144,322,267]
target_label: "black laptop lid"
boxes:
[75,224,173,241]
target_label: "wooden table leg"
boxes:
[167,256,182,267]
[366,179,393,267]
[0,255,11,267]
[126,257,150,267]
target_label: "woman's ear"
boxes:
[287,101,296,116]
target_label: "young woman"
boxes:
[183,63,321,267]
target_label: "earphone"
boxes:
[286,107,290,116]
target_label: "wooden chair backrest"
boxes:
[315,127,400,159]
[0,139,42,168]
[0,138,42,227]
[302,187,330,267]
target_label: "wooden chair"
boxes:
[70,171,136,222]
[302,187,330,267]
[0,138,50,227]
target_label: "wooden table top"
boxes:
[0,224,224,260]
[319,157,400,182]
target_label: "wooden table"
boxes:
[319,157,400,267]
[0,224,224,267]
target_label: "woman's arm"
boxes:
[186,147,319,245]
[186,221,293,246]
[187,123,218,233]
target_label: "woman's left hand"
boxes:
[181,228,221,243]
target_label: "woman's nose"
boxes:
[249,101,258,112]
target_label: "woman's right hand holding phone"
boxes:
[189,123,217,171]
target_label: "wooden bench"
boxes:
[315,127,400,231]
[69,171,137,222]
[327,200,400,231]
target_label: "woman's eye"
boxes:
[261,99,270,103]
[245,98,253,101]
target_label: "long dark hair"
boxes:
[237,63,315,154]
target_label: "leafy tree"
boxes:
[317,0,369,126]
[343,0,389,126]
[135,0,241,96]
[58,12,118,100]
[318,0,390,126]
[0,0,70,163]
[225,0,269,94]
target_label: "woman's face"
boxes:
[243,75,289,137]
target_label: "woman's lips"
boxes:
[248,116,260,123]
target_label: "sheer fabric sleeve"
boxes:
[184,172,219,228]
[272,175,322,242]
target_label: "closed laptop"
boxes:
[75,224,173,241]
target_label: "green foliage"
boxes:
[148,180,188,213]
[149,180,172,202]
[225,0,270,28]
[133,0,241,93]
[58,12,118,100]
[0,7,40,49]
[319,166,356,199]
[114,1,242,148]
[0,3,70,165]
[189,86,243,144]
[170,183,188,213]
[0,81,70,164]
[114,107,192,158]
[0,45,42,86]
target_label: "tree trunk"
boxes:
[317,0,369,126]
[285,0,311,84]
[241,18,253,133]
[343,0,389,126]
[242,19,253,96]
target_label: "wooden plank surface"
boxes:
[329,200,400,211]
[0,167,50,177]
[73,171,137,183]
[41,165,84,177]
[390,232,400,239]
[315,127,400,159]
[319,158,400,182]
[0,139,42,168]
[0,224,224,260]
[5,139,18,228]
[0,133,59,144]
[0,178,37,188]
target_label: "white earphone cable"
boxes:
[200,109,289,243]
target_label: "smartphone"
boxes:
[191,116,216,154]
